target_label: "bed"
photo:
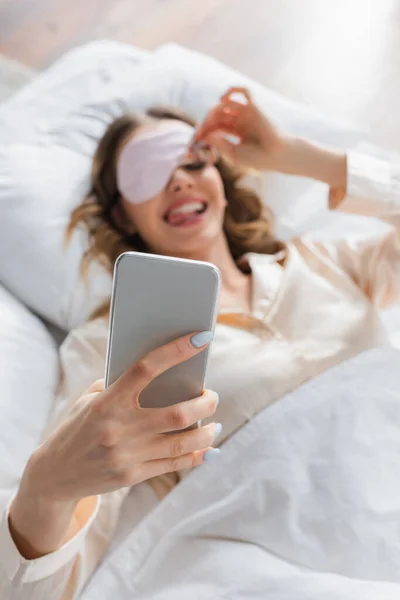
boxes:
[0,40,399,599]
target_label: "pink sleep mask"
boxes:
[116,121,204,204]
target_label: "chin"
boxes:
[159,227,222,258]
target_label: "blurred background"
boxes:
[1,0,400,150]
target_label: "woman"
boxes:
[1,87,399,599]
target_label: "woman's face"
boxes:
[117,121,228,257]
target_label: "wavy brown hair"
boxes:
[67,106,285,319]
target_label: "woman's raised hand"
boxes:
[195,86,347,190]
[194,86,286,172]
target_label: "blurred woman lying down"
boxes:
[2,87,399,599]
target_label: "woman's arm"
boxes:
[311,150,400,309]
[0,322,118,600]
[8,482,97,560]
[0,320,219,600]
[193,85,347,192]
[260,125,400,308]
[276,142,400,308]
[0,493,100,600]
[195,88,400,308]
[9,493,79,560]
[269,135,347,193]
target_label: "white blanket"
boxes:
[82,347,400,599]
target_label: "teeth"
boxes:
[170,202,204,216]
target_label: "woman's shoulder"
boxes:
[60,315,109,359]
[242,249,287,270]
[287,234,337,266]
[244,239,339,276]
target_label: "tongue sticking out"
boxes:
[166,202,207,227]
[168,211,202,226]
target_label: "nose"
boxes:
[169,168,195,193]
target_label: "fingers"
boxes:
[195,101,247,143]
[142,388,219,435]
[128,421,221,463]
[195,86,252,142]
[136,449,213,484]
[198,132,239,163]
[195,112,239,142]
[113,331,214,400]
[194,108,229,140]
[85,379,105,395]
[97,394,220,488]
[221,86,252,104]
[220,99,250,116]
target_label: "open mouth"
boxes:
[163,201,208,227]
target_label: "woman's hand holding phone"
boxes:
[9,332,220,560]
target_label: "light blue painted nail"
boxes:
[214,423,222,439]
[190,330,214,349]
[204,448,221,462]
[215,392,220,407]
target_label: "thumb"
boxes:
[86,379,105,394]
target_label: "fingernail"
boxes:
[215,392,219,407]
[204,448,221,462]
[214,422,222,439]
[190,331,214,349]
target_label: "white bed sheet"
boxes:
[82,347,400,599]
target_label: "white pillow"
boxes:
[0,284,58,507]
[0,40,383,330]
[0,41,187,329]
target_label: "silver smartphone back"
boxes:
[105,252,221,414]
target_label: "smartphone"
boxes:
[105,252,221,427]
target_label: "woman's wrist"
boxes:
[270,134,347,190]
[8,456,78,559]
